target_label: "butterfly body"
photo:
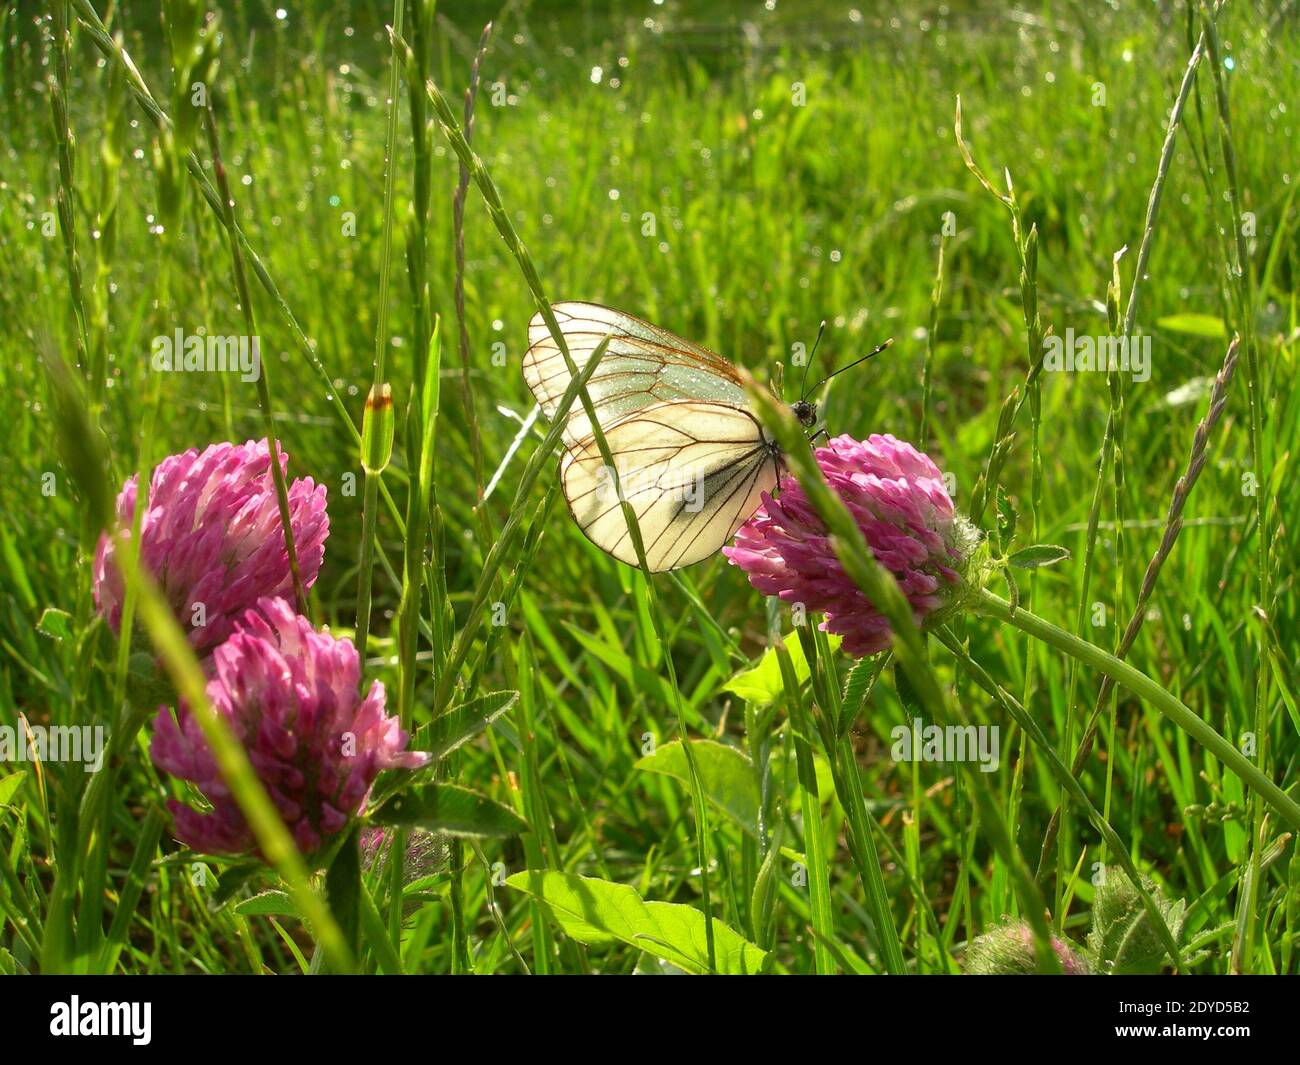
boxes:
[790,399,818,428]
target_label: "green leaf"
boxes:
[505,870,768,975]
[562,622,673,706]
[1088,870,1187,974]
[724,630,841,705]
[210,860,263,909]
[0,525,37,611]
[125,651,174,716]
[371,782,528,838]
[0,771,26,806]
[994,485,1017,550]
[750,824,784,950]
[36,607,74,643]
[838,654,886,737]
[426,690,517,763]
[235,890,299,918]
[361,383,396,475]
[1156,313,1226,338]
[325,827,362,958]
[635,739,760,838]
[1008,544,1071,569]
[1005,566,1021,615]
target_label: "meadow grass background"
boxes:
[0,0,1297,973]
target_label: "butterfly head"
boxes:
[791,399,817,429]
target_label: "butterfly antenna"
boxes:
[806,337,893,395]
[797,320,827,401]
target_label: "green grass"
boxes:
[0,0,1296,974]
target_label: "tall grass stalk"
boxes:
[354,0,407,661]
[1200,4,1272,973]
[953,98,1046,529]
[203,104,309,614]
[453,21,494,523]
[48,3,90,373]
[73,1,412,538]
[972,586,1300,832]
[918,233,946,449]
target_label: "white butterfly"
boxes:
[522,302,819,572]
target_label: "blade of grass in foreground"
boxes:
[774,637,836,974]
[797,625,906,974]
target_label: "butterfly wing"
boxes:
[523,301,748,447]
[561,400,778,572]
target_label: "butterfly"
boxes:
[523,301,887,572]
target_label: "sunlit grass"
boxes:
[0,1,1296,974]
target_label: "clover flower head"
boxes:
[724,433,975,657]
[151,597,429,855]
[964,920,1092,975]
[93,439,328,656]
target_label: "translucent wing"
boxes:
[561,400,778,572]
[523,301,748,447]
